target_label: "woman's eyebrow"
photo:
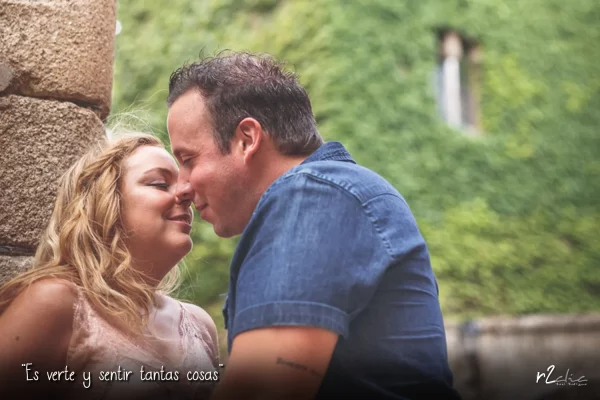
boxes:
[142,167,175,178]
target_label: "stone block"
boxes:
[0,0,117,120]
[0,255,32,286]
[0,95,106,251]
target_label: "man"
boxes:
[166,51,460,400]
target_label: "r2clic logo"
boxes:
[536,365,587,387]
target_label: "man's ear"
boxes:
[234,117,263,162]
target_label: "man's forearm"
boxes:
[208,357,323,400]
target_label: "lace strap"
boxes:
[177,302,218,367]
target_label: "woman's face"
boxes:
[120,145,193,277]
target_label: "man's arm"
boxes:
[210,174,386,400]
[211,326,338,400]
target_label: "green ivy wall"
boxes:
[112,0,600,328]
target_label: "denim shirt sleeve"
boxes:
[230,172,391,340]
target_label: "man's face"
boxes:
[167,89,250,238]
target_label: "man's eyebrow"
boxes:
[143,167,175,177]
[173,146,200,160]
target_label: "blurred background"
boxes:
[109,0,600,375]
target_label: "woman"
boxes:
[0,133,219,399]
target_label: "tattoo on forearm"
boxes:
[276,357,323,378]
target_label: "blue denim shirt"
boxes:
[223,142,460,399]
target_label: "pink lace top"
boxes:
[65,286,219,400]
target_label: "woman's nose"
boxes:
[175,180,193,205]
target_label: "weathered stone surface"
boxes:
[0,0,117,120]
[476,328,600,400]
[0,95,106,250]
[445,321,480,400]
[448,315,600,400]
[476,313,600,333]
[0,255,32,286]
[0,62,13,92]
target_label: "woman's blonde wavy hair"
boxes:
[0,132,182,335]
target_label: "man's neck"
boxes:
[258,153,309,193]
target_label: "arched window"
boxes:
[436,29,482,135]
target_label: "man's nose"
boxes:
[175,180,193,205]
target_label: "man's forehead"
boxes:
[167,90,213,156]
[171,134,207,158]
[169,89,205,119]
[169,128,210,156]
[167,95,197,133]
[167,113,190,154]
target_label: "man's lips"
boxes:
[196,204,209,220]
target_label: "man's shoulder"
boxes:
[275,160,402,205]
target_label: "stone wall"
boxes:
[446,313,600,400]
[0,0,117,284]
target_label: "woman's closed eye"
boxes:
[148,182,170,190]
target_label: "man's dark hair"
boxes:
[167,51,323,155]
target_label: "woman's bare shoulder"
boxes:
[0,278,77,365]
[2,278,78,322]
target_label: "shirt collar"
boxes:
[301,141,356,165]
